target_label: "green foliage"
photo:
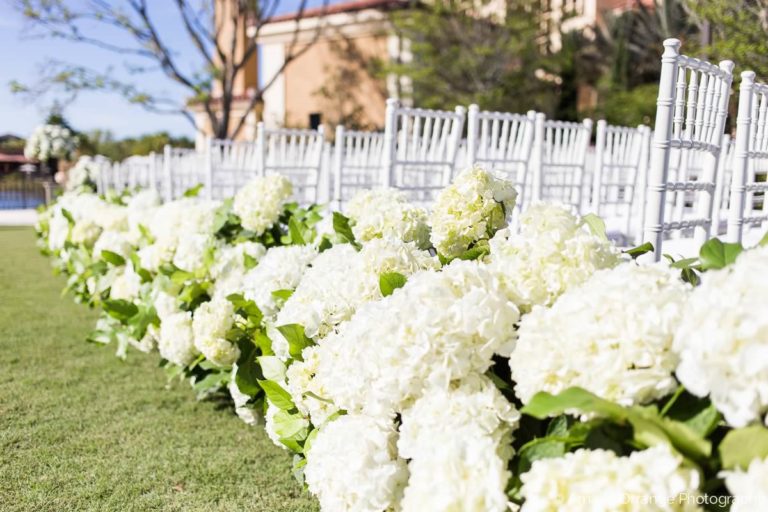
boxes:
[379,272,407,297]
[581,213,608,241]
[183,183,204,198]
[698,238,743,271]
[276,324,314,361]
[332,212,358,248]
[719,425,768,470]
[78,130,194,161]
[623,241,654,259]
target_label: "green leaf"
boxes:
[581,213,608,240]
[271,289,294,302]
[226,293,263,324]
[253,331,274,356]
[257,356,287,382]
[100,250,126,266]
[457,243,490,261]
[317,236,333,252]
[259,380,296,411]
[332,212,357,247]
[623,242,654,259]
[699,238,743,270]
[760,231,768,247]
[522,387,711,463]
[276,324,314,361]
[670,257,700,269]
[720,425,768,470]
[288,216,306,245]
[272,409,310,440]
[244,253,259,270]
[663,391,721,438]
[235,340,261,397]
[170,269,195,285]
[183,183,204,197]
[61,208,75,225]
[379,272,407,297]
[103,299,139,322]
[517,437,567,474]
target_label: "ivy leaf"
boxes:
[699,238,743,270]
[379,272,407,297]
[581,213,608,240]
[719,425,768,470]
[100,250,126,266]
[623,242,654,260]
[259,380,296,411]
[183,183,204,197]
[276,324,314,361]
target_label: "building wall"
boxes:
[282,32,390,129]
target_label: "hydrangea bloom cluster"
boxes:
[486,202,621,312]
[722,455,768,512]
[674,246,768,427]
[192,298,239,367]
[430,166,517,258]
[346,188,430,247]
[311,259,519,417]
[240,244,318,322]
[66,155,104,191]
[511,263,690,406]
[24,123,77,161]
[208,241,266,300]
[276,238,437,342]
[158,311,197,367]
[520,446,702,511]
[304,414,408,512]
[232,175,293,235]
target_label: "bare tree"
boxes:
[11,0,329,139]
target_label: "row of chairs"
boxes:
[96,39,768,258]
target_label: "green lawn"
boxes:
[0,227,319,512]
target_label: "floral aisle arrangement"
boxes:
[35,165,768,511]
[65,155,105,192]
[24,123,78,162]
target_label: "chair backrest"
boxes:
[208,138,259,199]
[727,71,768,243]
[466,105,537,210]
[161,145,206,201]
[711,133,734,237]
[643,38,734,260]
[257,123,326,204]
[591,120,651,245]
[382,98,466,204]
[332,126,385,210]
[531,117,593,211]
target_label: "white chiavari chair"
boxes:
[382,98,466,205]
[727,71,768,245]
[643,38,734,260]
[466,105,538,212]
[531,117,593,211]
[257,123,326,205]
[332,126,385,210]
[591,120,651,245]
[209,138,259,200]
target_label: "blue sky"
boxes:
[0,1,330,139]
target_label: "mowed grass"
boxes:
[0,227,319,512]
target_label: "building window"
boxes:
[309,113,322,130]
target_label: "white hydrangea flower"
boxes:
[285,345,339,426]
[263,402,284,447]
[109,264,143,302]
[674,246,768,427]
[276,238,437,342]
[153,289,180,322]
[93,230,132,259]
[487,203,621,313]
[24,124,77,161]
[232,175,293,235]
[511,263,690,407]
[147,197,220,253]
[137,240,175,273]
[520,446,702,511]
[70,220,101,246]
[126,189,162,211]
[313,259,519,417]
[722,455,768,512]
[401,434,511,512]
[304,415,408,512]
[172,234,214,273]
[430,166,517,258]
[66,155,104,191]
[208,241,266,300]
[158,311,198,367]
[192,298,239,367]
[229,364,259,427]
[346,188,430,248]
[240,245,318,321]
[398,374,520,461]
